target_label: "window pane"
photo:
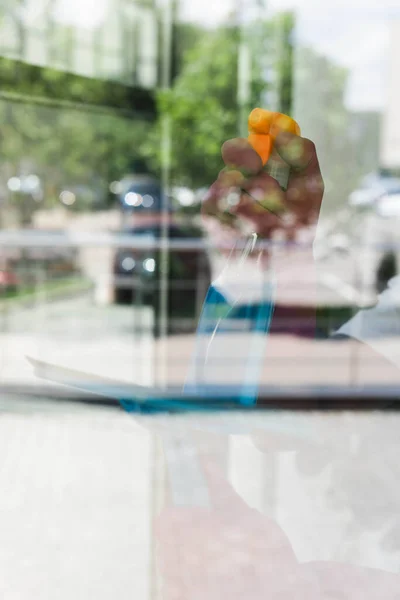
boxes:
[1,2,400,599]
[0,0,159,86]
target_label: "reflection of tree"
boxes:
[144,15,281,189]
[146,11,365,196]
[0,0,157,226]
[145,24,241,189]
[0,98,149,225]
[271,11,295,116]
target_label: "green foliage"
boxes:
[0,99,149,217]
[0,9,376,226]
[274,11,295,115]
[171,22,206,80]
[0,57,153,223]
[0,57,156,115]
[143,13,297,189]
[144,25,251,188]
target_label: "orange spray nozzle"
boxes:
[247,108,301,166]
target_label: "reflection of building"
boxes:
[381,19,400,172]
[0,0,160,89]
[349,111,381,179]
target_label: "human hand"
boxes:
[203,132,324,242]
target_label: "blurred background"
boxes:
[0,0,399,390]
[1,2,400,599]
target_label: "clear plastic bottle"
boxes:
[184,235,276,406]
[265,147,292,191]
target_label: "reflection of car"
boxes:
[0,268,19,294]
[353,186,400,296]
[349,176,400,208]
[118,176,169,214]
[113,223,211,335]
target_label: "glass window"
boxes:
[0,0,399,397]
[0,0,158,85]
[1,2,400,597]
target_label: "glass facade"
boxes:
[0,0,159,88]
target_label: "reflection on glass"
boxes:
[0,0,399,400]
[1,1,400,599]
[0,0,159,87]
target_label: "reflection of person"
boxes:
[156,441,400,599]
[202,132,400,385]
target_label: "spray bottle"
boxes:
[184,110,302,407]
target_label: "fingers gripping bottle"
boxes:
[247,108,301,191]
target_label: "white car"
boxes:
[354,186,400,300]
[320,177,400,307]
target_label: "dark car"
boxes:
[118,175,170,214]
[113,223,212,335]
